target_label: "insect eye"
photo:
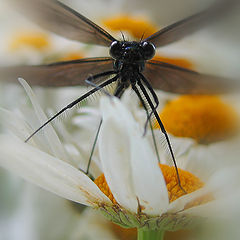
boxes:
[141,41,156,60]
[110,41,122,59]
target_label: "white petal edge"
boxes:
[0,134,111,207]
[18,78,73,165]
[99,97,138,212]
[129,124,169,215]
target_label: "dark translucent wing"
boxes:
[144,60,237,94]
[144,0,237,47]
[1,57,114,87]
[11,0,116,46]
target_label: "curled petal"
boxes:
[19,78,74,165]
[0,135,111,207]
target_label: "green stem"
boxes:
[137,228,165,240]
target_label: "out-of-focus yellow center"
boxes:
[59,52,84,61]
[158,95,238,144]
[94,164,203,204]
[102,15,157,39]
[9,32,50,51]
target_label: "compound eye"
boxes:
[141,41,155,60]
[110,41,122,59]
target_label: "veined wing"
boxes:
[144,60,237,94]
[1,57,114,87]
[144,0,237,47]
[10,0,116,46]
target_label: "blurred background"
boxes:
[0,0,240,239]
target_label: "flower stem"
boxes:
[137,228,165,240]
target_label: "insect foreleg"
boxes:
[137,80,185,192]
[132,84,161,163]
[25,74,119,142]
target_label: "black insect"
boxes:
[2,0,237,187]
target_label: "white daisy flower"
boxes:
[1,80,240,240]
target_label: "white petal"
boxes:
[183,146,223,182]
[99,97,138,212]
[167,186,209,213]
[0,135,111,206]
[99,97,169,214]
[174,166,240,216]
[0,107,34,140]
[129,129,169,215]
[152,133,193,166]
[18,78,73,165]
[0,107,53,154]
[181,192,240,220]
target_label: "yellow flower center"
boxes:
[9,31,50,51]
[94,174,117,204]
[102,15,157,39]
[94,164,204,204]
[158,95,238,144]
[159,164,203,202]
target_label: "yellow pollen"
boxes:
[94,164,204,204]
[94,174,117,204]
[159,164,203,202]
[102,15,157,39]
[153,55,193,70]
[157,95,238,144]
[9,32,50,51]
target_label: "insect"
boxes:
[2,0,237,187]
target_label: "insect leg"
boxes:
[84,75,121,175]
[25,73,119,142]
[132,84,161,163]
[86,70,117,85]
[85,79,113,98]
[84,119,103,175]
[85,80,125,175]
[138,73,160,134]
[114,82,126,98]
[137,81,185,192]
[139,73,159,107]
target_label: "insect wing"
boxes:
[1,57,114,87]
[10,0,116,46]
[144,60,237,94]
[144,0,237,47]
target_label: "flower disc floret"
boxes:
[95,164,204,204]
